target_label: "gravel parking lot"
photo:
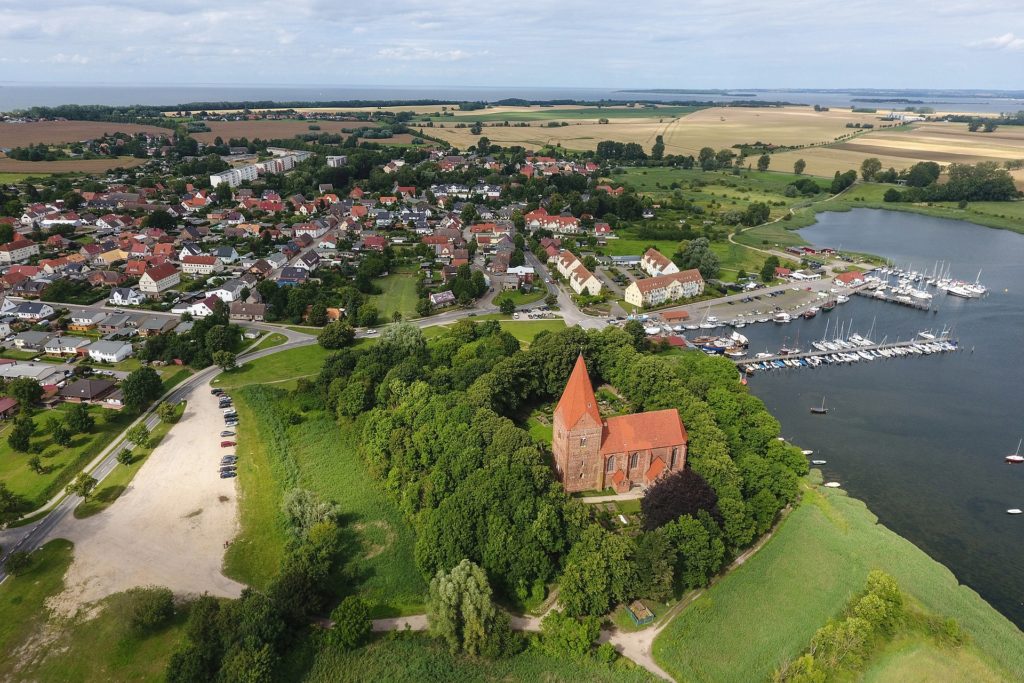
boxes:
[47,380,244,616]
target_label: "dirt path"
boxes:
[46,380,243,616]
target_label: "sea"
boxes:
[737,209,1024,628]
[0,84,1022,114]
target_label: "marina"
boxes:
[735,336,959,373]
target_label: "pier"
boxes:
[853,288,936,311]
[732,336,959,371]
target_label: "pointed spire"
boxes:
[554,354,601,429]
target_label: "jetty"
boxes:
[853,288,935,311]
[735,336,959,372]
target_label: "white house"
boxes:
[44,336,91,356]
[624,269,705,308]
[139,264,181,297]
[109,287,145,306]
[0,239,40,265]
[568,264,602,296]
[9,301,55,321]
[184,295,223,318]
[213,246,240,264]
[206,279,247,303]
[181,255,223,276]
[88,340,133,363]
[640,248,679,277]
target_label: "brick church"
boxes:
[552,354,688,493]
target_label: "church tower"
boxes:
[551,354,604,492]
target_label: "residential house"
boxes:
[214,246,240,263]
[139,263,181,297]
[276,267,309,286]
[181,255,223,276]
[68,310,107,331]
[59,378,116,403]
[44,336,91,357]
[108,287,145,306]
[623,269,705,308]
[137,317,178,337]
[11,331,53,350]
[0,238,39,265]
[183,295,222,318]
[87,340,133,363]
[229,301,266,321]
[640,248,680,277]
[0,397,19,419]
[206,279,247,303]
[9,301,54,321]
[429,290,456,307]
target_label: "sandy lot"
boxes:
[47,381,244,616]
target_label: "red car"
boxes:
[220,440,236,448]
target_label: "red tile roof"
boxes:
[645,456,666,481]
[143,263,179,281]
[554,354,602,430]
[600,409,688,455]
[632,269,704,294]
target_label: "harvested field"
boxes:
[0,121,169,147]
[425,106,886,154]
[192,119,378,143]
[0,157,147,174]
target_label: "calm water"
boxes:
[0,84,1019,113]
[740,209,1024,627]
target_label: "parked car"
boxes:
[220,430,235,437]
[220,471,237,479]
[211,388,223,396]
[220,440,236,447]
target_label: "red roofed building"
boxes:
[552,355,687,493]
[834,270,865,287]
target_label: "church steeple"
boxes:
[553,354,602,429]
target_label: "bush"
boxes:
[4,550,33,575]
[122,586,175,633]
[883,188,902,203]
[539,610,600,658]
[595,641,618,666]
[330,596,371,650]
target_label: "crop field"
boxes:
[0,120,169,147]
[191,119,378,143]
[425,106,884,154]
[653,481,1024,682]
[419,104,702,123]
[0,157,148,174]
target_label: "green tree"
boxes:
[330,596,371,650]
[559,526,637,617]
[663,514,725,589]
[757,154,771,172]
[427,559,513,657]
[157,402,178,423]
[318,321,355,349]
[51,420,73,447]
[127,423,151,448]
[357,304,378,328]
[122,366,164,412]
[66,472,98,502]
[8,415,35,452]
[641,468,719,530]
[633,529,675,601]
[539,610,600,659]
[499,297,516,315]
[860,157,882,181]
[117,448,134,466]
[544,293,558,307]
[307,302,329,327]
[760,255,781,283]
[794,158,807,175]
[213,351,237,371]
[27,455,44,474]
[651,134,665,161]
[66,403,95,433]
[7,377,43,408]
[4,550,33,575]
[883,188,902,203]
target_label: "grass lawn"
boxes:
[294,632,656,683]
[248,332,288,352]
[369,273,421,320]
[0,405,136,510]
[0,539,186,681]
[0,539,73,673]
[0,349,41,361]
[494,288,546,307]
[526,415,552,444]
[74,402,185,519]
[212,344,330,390]
[224,384,425,616]
[861,631,1006,683]
[0,172,51,182]
[652,480,1024,682]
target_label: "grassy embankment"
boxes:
[653,479,1024,682]
[211,344,331,391]
[223,384,424,616]
[74,401,186,518]
[0,540,185,681]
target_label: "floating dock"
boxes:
[735,337,958,372]
[853,288,936,311]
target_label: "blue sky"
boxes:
[0,0,1021,89]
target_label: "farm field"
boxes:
[0,120,169,147]
[224,384,425,616]
[425,105,885,154]
[0,539,185,682]
[0,403,135,509]
[652,480,1024,682]
[419,104,702,122]
[0,157,148,174]
[294,632,655,683]
[191,119,378,143]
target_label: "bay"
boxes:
[739,209,1024,627]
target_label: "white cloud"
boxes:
[969,32,1024,51]
[376,46,471,62]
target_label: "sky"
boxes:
[0,0,1022,90]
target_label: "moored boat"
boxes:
[1007,439,1024,465]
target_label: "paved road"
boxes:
[0,333,317,586]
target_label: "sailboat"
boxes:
[810,397,828,415]
[1007,439,1024,465]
